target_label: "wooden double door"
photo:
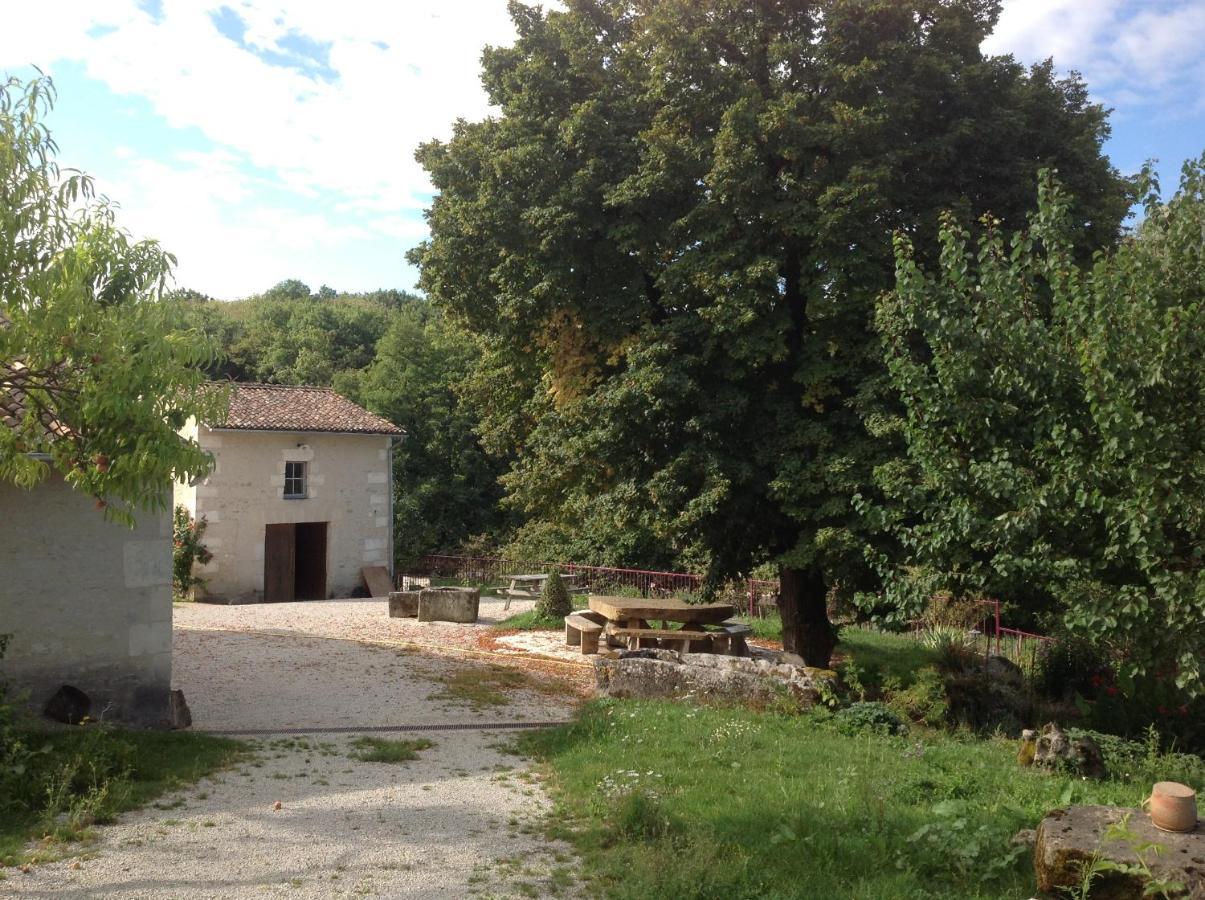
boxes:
[264,522,328,603]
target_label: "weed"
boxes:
[834,701,906,736]
[429,664,559,709]
[348,736,434,763]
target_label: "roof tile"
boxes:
[211,383,404,436]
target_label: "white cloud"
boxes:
[0,1,521,295]
[983,0,1205,115]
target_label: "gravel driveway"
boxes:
[1,600,587,899]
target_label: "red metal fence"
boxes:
[419,554,777,618]
[417,554,1053,655]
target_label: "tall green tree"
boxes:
[875,161,1205,696]
[0,76,223,522]
[353,304,510,567]
[409,0,1130,664]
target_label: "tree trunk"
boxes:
[777,566,837,668]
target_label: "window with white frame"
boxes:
[284,461,308,499]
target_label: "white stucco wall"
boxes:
[0,473,173,727]
[186,427,394,602]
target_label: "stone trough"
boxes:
[388,586,481,623]
[388,590,421,618]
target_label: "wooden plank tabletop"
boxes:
[588,595,735,625]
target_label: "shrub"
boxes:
[887,666,950,727]
[172,505,212,599]
[834,701,906,736]
[1068,726,1205,787]
[922,626,978,674]
[535,570,572,619]
[1034,635,1111,701]
[1080,675,1205,754]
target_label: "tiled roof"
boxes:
[210,382,405,436]
[1,363,74,442]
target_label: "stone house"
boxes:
[0,389,173,726]
[174,383,404,603]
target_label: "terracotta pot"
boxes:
[1146,781,1198,833]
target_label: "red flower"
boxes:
[1157,705,1169,715]
[1105,686,1118,697]
[1090,674,1103,688]
[1178,705,1189,717]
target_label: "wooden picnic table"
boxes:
[501,572,586,609]
[587,595,740,653]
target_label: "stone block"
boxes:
[388,590,421,618]
[1035,805,1204,898]
[417,587,480,624]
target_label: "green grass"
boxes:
[496,595,590,632]
[520,699,1172,900]
[348,736,435,763]
[837,629,938,688]
[0,727,243,866]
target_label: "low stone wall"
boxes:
[593,648,836,710]
[417,587,480,624]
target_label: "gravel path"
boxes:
[1,601,588,899]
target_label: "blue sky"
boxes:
[2,1,1203,299]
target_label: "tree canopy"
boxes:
[409,0,1131,664]
[875,160,1205,696]
[0,76,223,522]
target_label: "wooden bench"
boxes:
[564,611,606,655]
[605,623,717,652]
[711,621,753,656]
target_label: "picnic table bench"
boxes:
[565,595,750,656]
[564,610,606,655]
[501,573,588,609]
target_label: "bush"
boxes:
[172,505,212,599]
[1068,726,1205,787]
[535,570,572,619]
[921,626,978,674]
[834,701,906,736]
[887,666,950,727]
[1034,635,1111,702]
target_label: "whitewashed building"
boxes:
[174,383,404,603]
[0,387,174,726]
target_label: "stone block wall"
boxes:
[0,474,173,727]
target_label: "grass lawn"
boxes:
[0,726,244,866]
[520,699,1166,900]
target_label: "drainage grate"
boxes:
[202,721,572,737]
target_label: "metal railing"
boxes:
[419,554,776,617]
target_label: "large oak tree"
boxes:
[410,0,1131,665]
